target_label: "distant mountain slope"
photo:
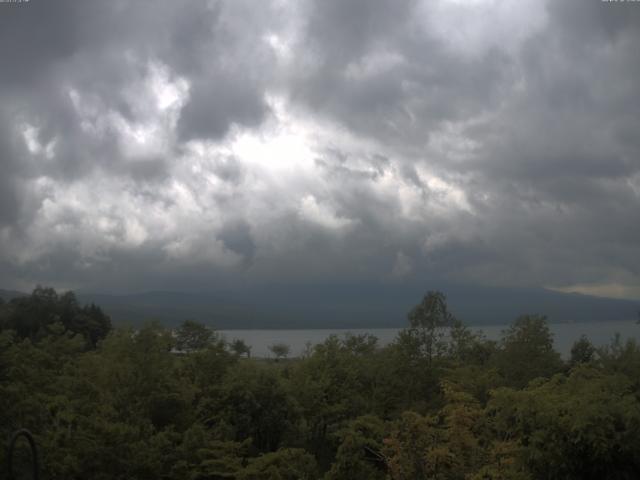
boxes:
[3,285,637,328]
[75,284,640,329]
[0,289,27,302]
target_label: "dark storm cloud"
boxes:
[177,77,269,141]
[217,221,256,265]
[291,0,513,150]
[0,0,274,246]
[0,116,24,226]
[284,0,640,293]
[0,0,274,179]
[1,0,640,298]
[447,1,640,289]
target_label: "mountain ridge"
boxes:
[2,285,638,329]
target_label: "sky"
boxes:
[1,0,639,299]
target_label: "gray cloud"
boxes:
[178,77,269,141]
[217,220,256,265]
[290,0,514,152]
[1,0,640,299]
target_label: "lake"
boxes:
[220,320,640,358]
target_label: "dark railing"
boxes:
[6,429,39,480]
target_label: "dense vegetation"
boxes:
[2,288,640,479]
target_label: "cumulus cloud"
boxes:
[1,0,639,299]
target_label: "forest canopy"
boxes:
[1,288,640,479]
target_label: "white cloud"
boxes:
[299,195,353,230]
[549,283,640,301]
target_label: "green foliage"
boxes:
[448,320,497,366]
[384,383,488,480]
[288,334,396,468]
[488,366,640,479]
[407,290,455,363]
[324,415,387,480]
[230,337,252,358]
[495,314,563,388]
[175,319,215,352]
[213,362,297,452]
[597,335,640,388]
[3,287,640,479]
[238,448,319,480]
[268,342,291,360]
[569,334,596,367]
[168,425,249,480]
[0,286,111,348]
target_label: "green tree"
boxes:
[407,291,455,363]
[596,335,640,391]
[488,366,640,479]
[287,334,387,468]
[269,342,291,361]
[175,319,215,352]
[495,315,563,388]
[325,415,387,480]
[448,321,496,366]
[230,338,252,358]
[213,363,297,452]
[569,335,596,367]
[383,383,487,480]
[238,448,319,480]
[0,287,111,348]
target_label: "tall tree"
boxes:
[175,319,214,352]
[269,342,291,361]
[495,314,563,388]
[569,335,596,367]
[407,291,455,363]
[230,338,252,358]
[0,287,111,347]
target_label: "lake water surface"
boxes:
[220,320,640,358]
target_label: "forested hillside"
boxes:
[2,288,640,479]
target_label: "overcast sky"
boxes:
[1,0,639,298]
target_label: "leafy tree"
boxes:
[325,415,387,480]
[384,383,487,480]
[382,329,443,414]
[230,338,252,358]
[213,363,297,452]
[269,342,291,361]
[384,411,437,479]
[175,319,215,352]
[287,334,388,468]
[444,364,502,406]
[168,425,249,480]
[342,333,378,356]
[407,291,455,363]
[301,340,314,359]
[448,321,496,366]
[238,448,319,480]
[488,366,640,479]
[569,335,596,367]
[0,286,111,348]
[596,335,640,391]
[495,314,563,388]
[180,335,236,401]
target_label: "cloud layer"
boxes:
[1,0,640,298]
